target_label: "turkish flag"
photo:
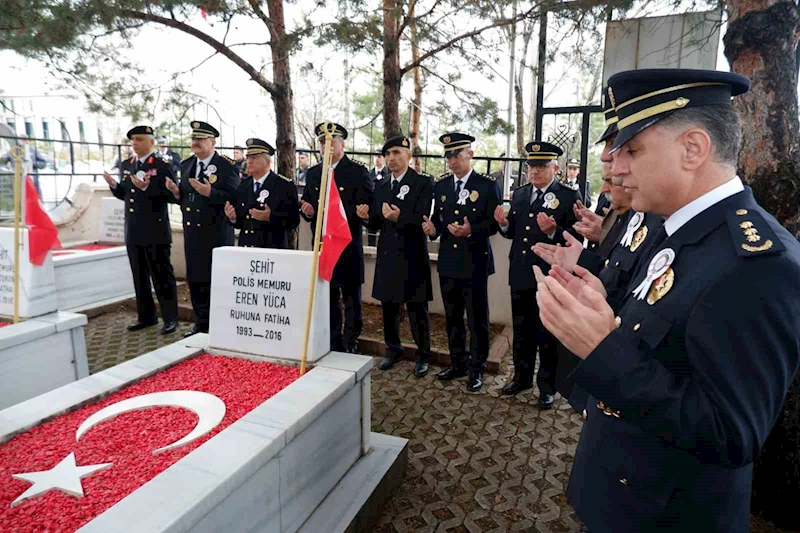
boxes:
[24,176,60,266]
[318,169,351,282]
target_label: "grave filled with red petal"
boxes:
[53,243,119,256]
[0,322,11,329]
[0,354,299,532]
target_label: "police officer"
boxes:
[534,100,664,413]
[300,122,374,353]
[224,138,299,249]
[103,125,179,335]
[165,121,238,337]
[233,146,247,179]
[157,137,181,177]
[357,135,434,377]
[493,141,580,406]
[563,158,592,208]
[534,69,800,533]
[422,132,501,392]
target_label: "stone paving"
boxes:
[83,307,789,533]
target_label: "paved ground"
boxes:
[84,306,791,533]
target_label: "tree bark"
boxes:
[409,5,423,172]
[383,0,403,137]
[264,0,297,180]
[515,21,534,155]
[724,1,800,527]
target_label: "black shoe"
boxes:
[539,392,556,410]
[378,353,402,371]
[127,320,157,332]
[501,373,534,396]
[160,321,178,335]
[437,365,468,381]
[467,371,483,393]
[414,361,429,378]
[183,325,206,338]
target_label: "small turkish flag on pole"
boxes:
[318,168,351,282]
[24,176,60,266]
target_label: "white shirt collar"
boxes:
[138,151,155,164]
[664,176,744,236]
[254,171,269,187]
[454,169,473,187]
[375,166,385,172]
[392,170,407,183]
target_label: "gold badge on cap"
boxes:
[192,122,199,128]
[443,136,451,144]
[247,139,253,146]
[208,174,217,184]
[608,87,616,108]
[647,267,674,305]
[532,144,541,152]
[630,225,648,252]
[469,190,479,202]
[146,127,152,133]
[402,138,409,147]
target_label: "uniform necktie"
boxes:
[650,225,668,249]
[392,179,401,196]
[455,179,463,195]
[531,189,542,206]
[198,161,206,179]
[134,159,141,173]
[254,180,260,194]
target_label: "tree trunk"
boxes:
[724,1,800,528]
[516,21,534,156]
[383,0,403,137]
[409,5,423,172]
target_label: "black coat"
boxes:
[301,155,374,287]
[172,151,238,282]
[568,187,800,533]
[364,168,434,304]
[430,170,501,283]
[111,153,175,246]
[231,171,300,249]
[499,180,580,291]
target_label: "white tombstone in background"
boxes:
[0,227,57,318]
[209,247,330,362]
[99,197,125,244]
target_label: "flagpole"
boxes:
[10,146,24,324]
[300,122,335,375]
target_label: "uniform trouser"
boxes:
[511,287,557,394]
[556,343,589,413]
[188,281,211,332]
[440,276,490,372]
[127,243,178,324]
[330,282,362,351]
[382,302,431,362]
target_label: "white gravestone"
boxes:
[99,197,125,244]
[209,247,330,362]
[0,227,57,318]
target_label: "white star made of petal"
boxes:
[11,452,112,507]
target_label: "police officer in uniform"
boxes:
[358,135,434,377]
[224,138,299,249]
[157,137,181,177]
[300,122,374,353]
[563,158,592,208]
[104,125,178,335]
[422,132,501,392]
[534,69,800,533]
[493,141,580,406]
[165,121,238,337]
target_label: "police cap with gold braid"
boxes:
[314,122,348,140]
[382,135,411,155]
[607,68,750,152]
[126,125,154,139]
[596,86,619,144]
[245,138,275,156]
[190,120,220,139]
[566,158,580,168]
[439,132,475,157]
[524,141,562,165]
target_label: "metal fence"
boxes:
[0,136,530,213]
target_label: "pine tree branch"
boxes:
[120,9,279,96]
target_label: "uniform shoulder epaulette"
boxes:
[483,173,496,182]
[351,158,366,167]
[220,154,236,165]
[419,172,434,180]
[436,173,452,182]
[181,154,194,163]
[727,208,786,257]
[277,173,293,183]
[561,181,579,191]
